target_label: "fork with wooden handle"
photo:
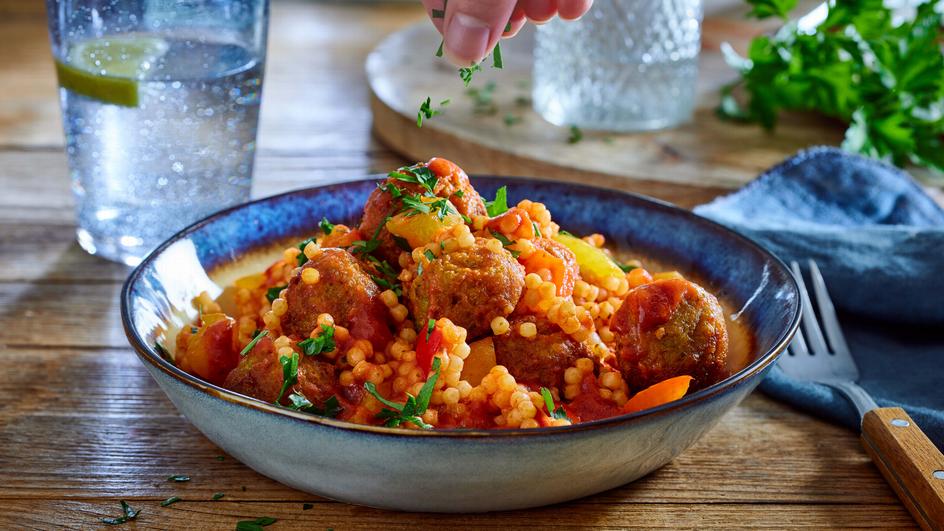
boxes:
[777,260,944,530]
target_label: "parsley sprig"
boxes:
[485,185,509,216]
[274,351,299,404]
[297,324,336,356]
[364,357,442,429]
[489,230,521,258]
[287,393,343,418]
[720,0,944,171]
[540,387,571,421]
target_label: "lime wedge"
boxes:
[54,35,169,107]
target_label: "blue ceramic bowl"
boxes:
[121,177,800,512]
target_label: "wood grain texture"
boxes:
[862,408,944,531]
[0,0,922,528]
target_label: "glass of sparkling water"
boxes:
[533,0,703,132]
[45,0,269,265]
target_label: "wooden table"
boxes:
[0,1,917,528]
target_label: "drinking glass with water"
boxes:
[533,0,703,132]
[45,0,269,265]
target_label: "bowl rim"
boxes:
[121,175,800,439]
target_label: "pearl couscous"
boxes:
[171,157,735,430]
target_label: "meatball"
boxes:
[223,336,338,406]
[281,248,392,351]
[609,278,729,391]
[406,237,524,339]
[494,315,590,388]
[223,335,282,402]
[358,158,487,265]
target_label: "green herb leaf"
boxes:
[426,318,436,340]
[297,325,336,356]
[489,230,521,258]
[265,285,286,303]
[503,113,522,126]
[745,0,797,20]
[216,455,225,461]
[295,237,317,266]
[567,125,583,144]
[240,330,268,356]
[466,81,498,115]
[364,357,441,429]
[167,475,190,482]
[287,392,341,418]
[100,500,140,525]
[154,342,172,362]
[435,39,444,57]
[236,516,277,531]
[212,492,225,500]
[274,351,299,405]
[540,387,571,421]
[532,221,542,238]
[319,217,334,235]
[302,503,314,510]
[431,8,445,18]
[492,41,503,69]
[160,496,181,507]
[423,249,437,262]
[722,0,944,172]
[459,63,483,87]
[485,186,509,217]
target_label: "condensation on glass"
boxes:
[533,0,703,132]
[45,0,269,265]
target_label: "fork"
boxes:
[778,260,944,530]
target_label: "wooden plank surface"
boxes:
[0,0,918,528]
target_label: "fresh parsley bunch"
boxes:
[719,0,944,172]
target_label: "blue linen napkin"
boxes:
[694,146,944,448]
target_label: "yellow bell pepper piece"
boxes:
[386,212,462,249]
[552,232,625,284]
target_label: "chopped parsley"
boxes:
[567,125,583,144]
[532,221,542,238]
[485,186,509,217]
[466,81,497,115]
[458,63,482,87]
[417,97,441,127]
[348,215,388,256]
[288,393,343,418]
[274,351,299,404]
[302,503,314,510]
[319,217,334,235]
[235,517,277,531]
[160,496,181,507]
[426,318,436,340]
[392,235,412,252]
[265,285,286,303]
[503,113,522,126]
[423,249,437,262]
[216,455,225,461]
[212,492,225,500]
[295,237,317,266]
[364,357,442,429]
[616,261,638,273]
[492,41,503,69]
[389,163,438,193]
[435,39,444,57]
[366,255,402,296]
[240,330,268,356]
[540,387,571,421]
[431,8,444,18]
[167,475,190,482]
[297,325,336,356]
[100,500,140,525]
[489,230,521,258]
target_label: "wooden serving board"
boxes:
[367,4,851,208]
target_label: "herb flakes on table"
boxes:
[100,500,140,525]
[235,516,277,531]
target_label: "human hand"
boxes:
[421,0,593,66]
